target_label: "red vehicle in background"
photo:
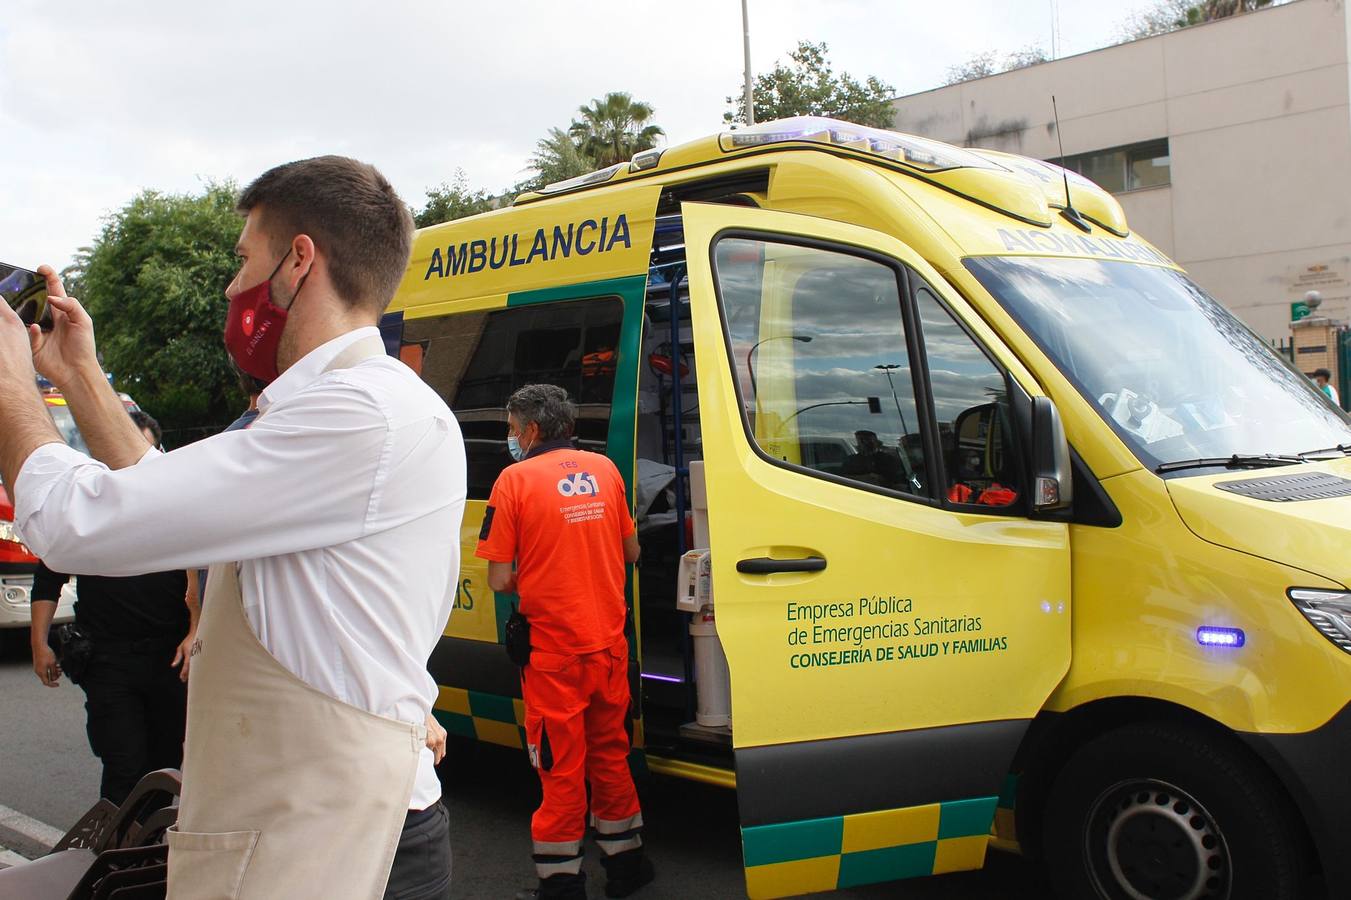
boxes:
[0,381,138,630]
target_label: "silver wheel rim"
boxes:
[1086,778,1231,900]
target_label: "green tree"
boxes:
[725,41,896,128]
[944,44,1049,85]
[413,170,497,227]
[79,182,245,445]
[568,93,664,169]
[1119,0,1274,39]
[58,246,93,304]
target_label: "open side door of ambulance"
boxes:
[680,202,1072,898]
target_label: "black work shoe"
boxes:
[518,872,587,900]
[601,850,655,898]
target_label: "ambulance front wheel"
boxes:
[1041,721,1309,900]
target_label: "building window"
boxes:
[1061,139,1169,193]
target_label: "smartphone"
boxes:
[0,262,52,330]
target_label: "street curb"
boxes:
[0,803,62,859]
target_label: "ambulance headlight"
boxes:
[1288,588,1351,654]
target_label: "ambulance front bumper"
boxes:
[0,568,75,629]
[1240,702,1351,890]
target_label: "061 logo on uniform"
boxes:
[557,473,601,497]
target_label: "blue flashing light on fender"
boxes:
[1197,626,1245,648]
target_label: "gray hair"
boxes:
[507,384,576,442]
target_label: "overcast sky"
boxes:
[1,0,1154,272]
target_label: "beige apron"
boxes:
[167,335,426,900]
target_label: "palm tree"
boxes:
[520,127,596,192]
[568,93,665,169]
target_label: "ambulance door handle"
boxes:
[736,556,827,575]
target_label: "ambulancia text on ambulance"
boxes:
[382,117,1351,900]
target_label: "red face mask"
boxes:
[223,252,303,384]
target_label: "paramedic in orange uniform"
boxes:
[476,384,650,900]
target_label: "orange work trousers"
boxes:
[523,638,643,878]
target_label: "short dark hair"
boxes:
[130,410,162,445]
[237,156,414,315]
[507,384,576,442]
[1314,368,1332,380]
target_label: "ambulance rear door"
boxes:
[681,202,1071,898]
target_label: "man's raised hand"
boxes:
[29,266,100,389]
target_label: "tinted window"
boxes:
[402,298,623,498]
[715,237,928,497]
[914,286,1020,508]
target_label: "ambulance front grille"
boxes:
[1215,471,1351,502]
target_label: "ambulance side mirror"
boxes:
[1030,396,1073,512]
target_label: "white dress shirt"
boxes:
[15,327,466,810]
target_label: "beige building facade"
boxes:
[891,0,1351,350]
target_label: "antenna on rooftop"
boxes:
[1052,95,1091,233]
[1049,0,1059,58]
[741,0,755,125]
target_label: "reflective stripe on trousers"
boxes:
[532,839,584,878]
[592,812,644,856]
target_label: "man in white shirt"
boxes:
[0,156,465,899]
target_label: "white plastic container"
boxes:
[689,606,731,727]
[675,547,731,728]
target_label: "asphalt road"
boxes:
[0,634,1048,898]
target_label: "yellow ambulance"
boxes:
[385,117,1351,900]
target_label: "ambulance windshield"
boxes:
[965,255,1351,472]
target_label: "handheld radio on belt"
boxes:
[504,602,532,667]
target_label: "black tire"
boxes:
[1041,721,1309,900]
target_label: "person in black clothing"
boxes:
[29,410,195,805]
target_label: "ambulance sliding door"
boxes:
[681,203,1071,898]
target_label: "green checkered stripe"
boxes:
[432,686,527,750]
[741,796,998,898]
[993,773,1020,844]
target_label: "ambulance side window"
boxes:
[912,283,1022,510]
[714,236,930,499]
[401,298,624,499]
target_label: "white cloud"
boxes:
[0,0,1150,271]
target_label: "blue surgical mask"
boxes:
[507,435,527,462]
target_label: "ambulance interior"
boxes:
[633,206,724,759]
[630,176,791,762]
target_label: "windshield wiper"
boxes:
[1298,443,1351,460]
[1155,454,1304,475]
